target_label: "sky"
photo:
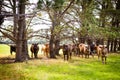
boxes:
[31,12,51,31]
[3,0,51,31]
[29,0,51,30]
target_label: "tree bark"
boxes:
[15,0,29,62]
[49,33,56,58]
[113,38,117,52]
[0,0,4,25]
[118,38,120,51]
[54,39,60,56]
[110,39,114,52]
[107,38,110,53]
[13,0,17,38]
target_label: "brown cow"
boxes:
[95,45,108,64]
[79,43,90,58]
[101,46,108,64]
[30,43,39,58]
[41,44,49,58]
[95,45,102,60]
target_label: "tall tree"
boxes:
[0,0,29,62]
[0,0,4,25]
[37,0,75,58]
[15,0,29,62]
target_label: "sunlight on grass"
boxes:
[0,44,10,57]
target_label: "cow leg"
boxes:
[81,54,83,58]
[77,51,79,56]
[69,52,72,59]
[105,56,107,64]
[75,49,78,56]
[85,54,86,58]
[102,56,105,64]
[64,54,65,61]
[87,54,89,58]
[92,53,94,58]
[31,53,33,58]
[67,54,69,61]
[98,53,100,61]
[34,53,38,58]
[90,52,94,58]
[46,52,48,58]
[44,52,46,57]
[86,53,88,58]
[101,56,103,64]
[85,54,89,58]
[10,50,12,55]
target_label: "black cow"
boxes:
[10,45,16,55]
[89,43,95,57]
[30,44,39,58]
[62,44,70,61]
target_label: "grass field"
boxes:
[0,44,120,80]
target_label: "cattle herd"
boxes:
[10,43,108,64]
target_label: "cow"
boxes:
[62,44,71,61]
[10,44,16,55]
[95,45,108,64]
[89,43,96,58]
[101,46,108,64]
[30,43,39,58]
[73,43,80,56]
[79,43,90,58]
[41,44,49,57]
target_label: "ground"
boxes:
[0,44,120,80]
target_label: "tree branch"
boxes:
[60,0,75,17]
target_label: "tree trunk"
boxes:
[113,38,117,52]
[49,34,56,58]
[107,38,110,53]
[118,38,120,51]
[15,0,29,62]
[0,0,4,25]
[54,39,60,56]
[110,39,114,52]
[96,39,100,46]
[13,0,17,38]
[116,0,120,27]
[101,1,106,27]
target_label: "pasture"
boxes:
[0,44,120,80]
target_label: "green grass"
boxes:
[0,44,120,80]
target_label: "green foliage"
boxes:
[85,25,120,40]
[37,0,43,9]
[52,0,65,10]
[108,27,120,38]
[37,0,65,10]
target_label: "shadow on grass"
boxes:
[0,56,49,64]
[0,57,15,64]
